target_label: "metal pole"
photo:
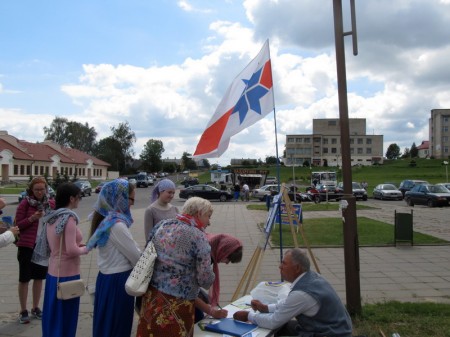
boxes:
[292,155,296,202]
[333,0,361,315]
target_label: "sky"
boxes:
[1,0,450,166]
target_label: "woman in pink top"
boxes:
[34,182,89,337]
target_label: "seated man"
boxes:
[234,248,352,337]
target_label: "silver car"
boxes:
[373,184,403,200]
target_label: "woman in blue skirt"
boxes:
[33,182,88,337]
[87,179,141,337]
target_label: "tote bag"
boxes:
[125,240,157,296]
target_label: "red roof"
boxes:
[417,141,429,150]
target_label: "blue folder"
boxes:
[204,318,258,337]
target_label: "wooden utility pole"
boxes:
[332,0,362,315]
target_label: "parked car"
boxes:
[251,184,279,201]
[265,176,278,184]
[404,184,450,207]
[183,177,199,188]
[335,182,368,201]
[95,181,107,193]
[315,183,340,201]
[18,186,56,202]
[179,184,232,202]
[372,184,403,200]
[136,173,149,188]
[436,182,450,190]
[398,179,429,198]
[74,180,92,197]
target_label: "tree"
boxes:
[201,159,211,169]
[181,152,197,170]
[44,117,97,154]
[139,139,164,172]
[265,156,278,165]
[385,143,400,160]
[402,147,411,159]
[110,122,136,172]
[93,137,124,172]
[410,142,418,158]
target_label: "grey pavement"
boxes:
[1,196,450,336]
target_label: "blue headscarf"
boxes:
[87,179,133,249]
[151,178,176,202]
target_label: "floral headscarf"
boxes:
[87,179,133,249]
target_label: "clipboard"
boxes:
[204,318,258,337]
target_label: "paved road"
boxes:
[1,187,449,336]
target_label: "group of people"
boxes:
[2,175,353,337]
[233,182,250,201]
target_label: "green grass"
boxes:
[353,301,450,337]
[266,217,447,247]
[197,158,450,190]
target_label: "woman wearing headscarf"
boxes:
[34,182,88,337]
[143,178,179,241]
[15,176,55,324]
[194,233,243,322]
[87,179,141,337]
[136,197,215,337]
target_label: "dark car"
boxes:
[183,177,199,188]
[179,184,232,202]
[373,184,403,200]
[74,181,92,197]
[18,186,56,202]
[398,179,429,198]
[315,183,340,201]
[335,182,368,201]
[95,181,107,193]
[404,184,450,207]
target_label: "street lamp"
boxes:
[444,161,448,182]
[291,154,296,202]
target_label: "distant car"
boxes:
[265,176,278,184]
[18,186,56,202]
[335,182,368,201]
[251,184,279,201]
[95,181,107,193]
[183,177,199,187]
[136,173,149,188]
[436,182,450,190]
[315,183,340,201]
[404,184,450,207]
[179,184,232,202]
[373,184,403,200]
[398,179,429,198]
[74,181,92,197]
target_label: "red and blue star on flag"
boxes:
[193,40,274,159]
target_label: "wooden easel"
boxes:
[232,184,320,301]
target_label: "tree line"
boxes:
[385,142,421,160]
[43,117,207,174]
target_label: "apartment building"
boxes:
[429,109,450,159]
[285,118,383,167]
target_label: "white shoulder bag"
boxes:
[125,239,157,296]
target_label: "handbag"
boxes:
[56,231,85,300]
[125,240,157,296]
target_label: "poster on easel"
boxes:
[264,193,281,249]
[278,203,302,226]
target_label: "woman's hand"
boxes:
[210,306,228,319]
[9,226,20,236]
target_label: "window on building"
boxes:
[357,138,363,144]
[34,166,38,175]
[26,165,31,175]
[304,138,310,143]
[14,165,18,175]
[350,138,354,144]
[331,148,337,154]
[366,138,372,145]
[69,167,73,175]
[40,166,44,175]
[314,137,321,143]
[445,146,449,154]
[287,137,294,143]
[296,138,302,143]
[443,126,448,133]
[323,138,328,144]
[357,148,363,154]
[328,120,337,126]
[331,138,337,144]
[45,167,49,175]
[366,148,372,154]
[323,148,329,154]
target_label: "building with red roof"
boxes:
[0,131,110,182]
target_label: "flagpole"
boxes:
[265,40,283,264]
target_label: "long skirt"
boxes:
[93,270,134,337]
[136,286,195,337]
[42,274,81,337]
